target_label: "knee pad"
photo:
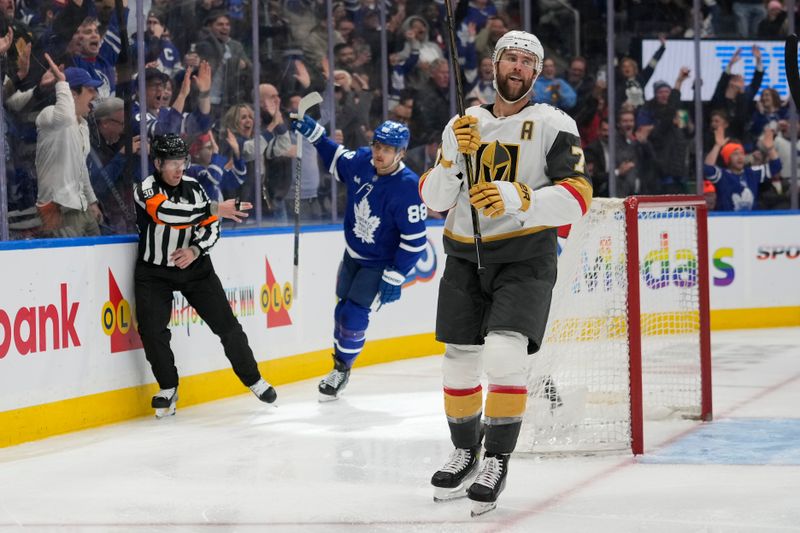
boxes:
[442,343,483,390]
[442,343,483,432]
[483,331,528,441]
[334,300,370,366]
[338,299,370,333]
[483,331,528,387]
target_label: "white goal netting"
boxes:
[517,198,705,455]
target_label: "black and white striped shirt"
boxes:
[133,174,220,266]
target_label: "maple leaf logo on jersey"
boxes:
[353,197,381,243]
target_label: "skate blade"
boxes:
[318,393,340,403]
[470,500,497,517]
[432,464,479,502]
[155,406,176,419]
[433,485,469,502]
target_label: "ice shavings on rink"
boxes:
[640,418,800,465]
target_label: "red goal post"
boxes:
[517,196,712,456]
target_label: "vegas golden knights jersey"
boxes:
[420,103,593,263]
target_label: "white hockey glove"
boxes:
[377,268,405,305]
[469,181,532,220]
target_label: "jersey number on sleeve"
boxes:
[408,204,428,223]
[571,145,586,175]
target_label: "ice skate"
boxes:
[151,387,177,419]
[318,356,350,402]
[468,453,509,517]
[431,445,480,502]
[250,378,277,404]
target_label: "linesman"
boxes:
[133,133,277,418]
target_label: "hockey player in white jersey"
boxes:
[419,30,593,516]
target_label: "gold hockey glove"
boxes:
[469,181,532,218]
[452,115,481,155]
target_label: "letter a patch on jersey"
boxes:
[475,140,520,183]
[353,197,381,244]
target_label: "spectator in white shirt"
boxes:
[35,55,104,238]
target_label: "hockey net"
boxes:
[517,197,712,455]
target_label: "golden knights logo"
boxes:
[475,140,520,183]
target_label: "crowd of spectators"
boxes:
[1,0,797,240]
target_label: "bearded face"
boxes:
[495,50,537,103]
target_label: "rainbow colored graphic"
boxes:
[642,232,698,290]
[712,247,735,287]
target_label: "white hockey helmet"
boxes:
[492,30,544,67]
[492,30,544,104]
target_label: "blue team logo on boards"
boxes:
[403,239,438,288]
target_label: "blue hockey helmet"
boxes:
[373,121,410,150]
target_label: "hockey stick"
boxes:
[114,0,136,220]
[786,35,800,107]
[443,0,486,274]
[293,91,323,300]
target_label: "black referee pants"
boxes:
[134,256,261,390]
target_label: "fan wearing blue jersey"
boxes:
[291,117,428,401]
[704,124,781,211]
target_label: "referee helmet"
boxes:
[152,134,189,161]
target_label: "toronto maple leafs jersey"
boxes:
[420,103,593,264]
[314,137,427,275]
[703,158,780,212]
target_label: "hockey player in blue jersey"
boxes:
[291,116,428,401]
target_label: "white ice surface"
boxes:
[0,328,798,532]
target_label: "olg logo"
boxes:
[260,257,292,328]
[100,270,143,353]
[101,300,132,335]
